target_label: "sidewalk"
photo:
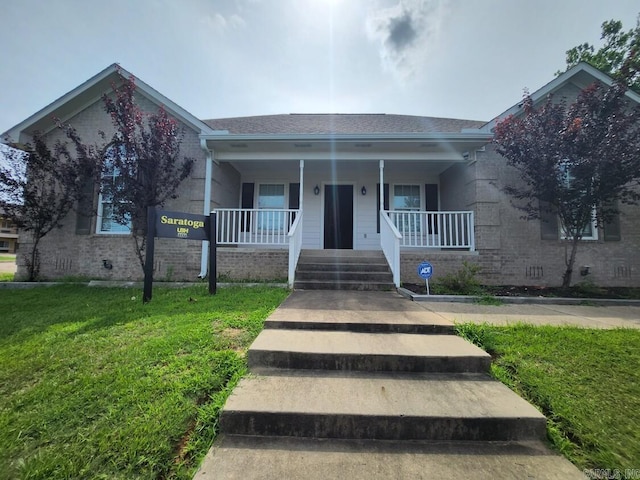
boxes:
[195,290,583,479]
[417,301,640,329]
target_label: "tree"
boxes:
[0,135,87,280]
[562,16,640,92]
[66,71,195,274]
[494,67,640,288]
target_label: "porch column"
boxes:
[199,142,214,278]
[379,159,384,211]
[299,160,304,210]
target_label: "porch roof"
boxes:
[201,114,492,161]
[203,113,485,135]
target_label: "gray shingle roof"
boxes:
[203,114,485,135]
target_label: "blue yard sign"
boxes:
[417,262,433,279]
[417,261,433,295]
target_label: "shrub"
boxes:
[433,261,483,295]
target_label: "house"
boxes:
[0,212,18,253]
[2,63,639,287]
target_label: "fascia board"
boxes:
[129,71,215,135]
[2,63,214,143]
[202,132,493,143]
[2,64,119,141]
[484,62,640,131]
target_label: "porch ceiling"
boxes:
[228,158,463,177]
[203,133,492,162]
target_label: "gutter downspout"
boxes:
[199,139,213,278]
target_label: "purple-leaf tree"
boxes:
[494,59,640,288]
[71,71,195,273]
[0,135,89,280]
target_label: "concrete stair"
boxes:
[196,291,582,479]
[248,330,492,373]
[294,249,394,291]
[221,371,546,441]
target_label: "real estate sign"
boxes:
[144,207,217,303]
[155,210,209,241]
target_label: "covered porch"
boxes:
[201,131,491,287]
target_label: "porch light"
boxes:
[314,185,320,195]
[361,186,367,196]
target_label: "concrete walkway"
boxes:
[195,290,584,479]
[418,301,640,329]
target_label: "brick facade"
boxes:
[15,93,240,282]
[10,65,640,288]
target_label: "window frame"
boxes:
[558,162,598,241]
[256,183,287,232]
[560,215,598,241]
[96,146,131,235]
[391,184,422,234]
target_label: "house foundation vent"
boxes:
[525,266,544,279]
[54,257,73,272]
[614,265,632,278]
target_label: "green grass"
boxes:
[0,285,289,480]
[0,272,14,282]
[456,323,640,475]
[0,255,15,262]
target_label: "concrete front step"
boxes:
[265,290,455,334]
[249,330,490,373]
[195,435,582,480]
[296,262,391,272]
[295,250,394,291]
[295,270,393,282]
[220,372,547,441]
[265,317,454,334]
[294,280,395,291]
[299,249,387,259]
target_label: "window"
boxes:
[561,217,598,240]
[257,184,285,231]
[96,146,131,234]
[559,163,597,240]
[393,185,421,233]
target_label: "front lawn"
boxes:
[0,285,289,480]
[457,323,640,475]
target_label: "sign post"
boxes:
[417,261,433,295]
[143,206,156,303]
[142,207,212,303]
[209,212,217,295]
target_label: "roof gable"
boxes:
[2,64,214,144]
[484,62,640,131]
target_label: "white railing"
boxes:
[287,212,304,287]
[214,208,299,245]
[380,211,402,288]
[387,211,475,250]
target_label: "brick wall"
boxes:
[468,145,640,287]
[216,248,288,281]
[15,93,240,282]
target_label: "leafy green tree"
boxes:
[562,17,640,91]
[494,61,640,288]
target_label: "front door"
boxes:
[324,185,353,249]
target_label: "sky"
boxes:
[1,0,639,134]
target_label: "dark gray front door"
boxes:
[324,185,353,249]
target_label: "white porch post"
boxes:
[379,159,384,211]
[299,160,304,210]
[199,141,214,278]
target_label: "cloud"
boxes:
[202,11,246,34]
[366,0,449,81]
